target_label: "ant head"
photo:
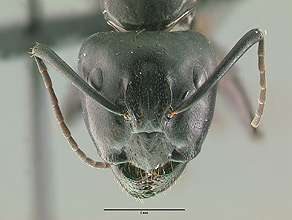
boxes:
[102,0,197,31]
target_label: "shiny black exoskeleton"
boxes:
[32,0,266,199]
[79,30,216,198]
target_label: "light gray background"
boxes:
[1,0,291,219]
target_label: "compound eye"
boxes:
[193,66,207,90]
[89,67,103,91]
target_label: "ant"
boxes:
[31,0,266,199]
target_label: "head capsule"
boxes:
[78,30,216,199]
[102,0,197,31]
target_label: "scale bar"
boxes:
[104,208,185,212]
